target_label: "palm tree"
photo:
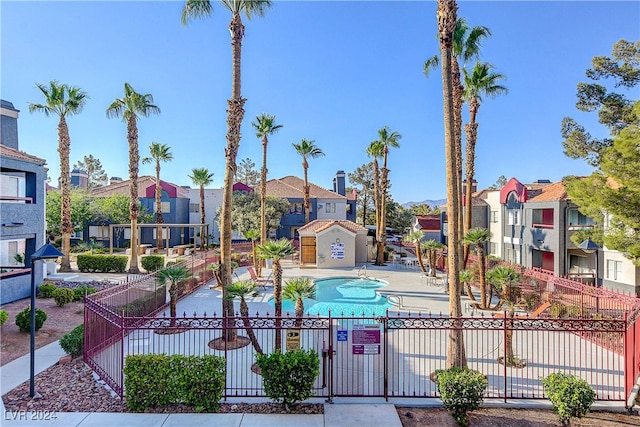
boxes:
[106,83,160,274]
[375,126,401,265]
[436,0,465,369]
[463,227,492,308]
[188,168,214,250]
[366,140,384,265]
[423,239,445,277]
[283,277,316,328]
[486,265,522,367]
[156,265,191,326]
[142,142,173,250]
[256,238,296,352]
[29,81,88,272]
[425,17,491,272]
[462,62,507,262]
[292,139,325,224]
[182,0,272,341]
[405,231,427,273]
[252,113,282,270]
[226,280,263,355]
[460,269,476,302]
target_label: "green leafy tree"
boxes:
[348,163,375,225]
[91,194,153,248]
[46,189,93,239]
[29,80,88,271]
[487,175,507,190]
[156,265,191,326]
[182,0,273,341]
[409,203,441,215]
[73,154,108,188]
[256,238,296,352]
[252,114,282,263]
[188,168,214,250]
[142,142,173,250]
[226,280,262,355]
[562,40,640,266]
[106,83,160,274]
[292,138,325,224]
[462,62,507,262]
[235,157,259,187]
[385,199,412,235]
[220,190,289,238]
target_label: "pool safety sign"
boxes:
[352,324,380,355]
[330,242,345,259]
[286,330,300,351]
[337,330,348,342]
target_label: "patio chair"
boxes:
[247,266,274,290]
[493,301,551,319]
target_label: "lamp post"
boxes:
[578,238,600,286]
[29,243,64,397]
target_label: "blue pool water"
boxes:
[269,276,392,317]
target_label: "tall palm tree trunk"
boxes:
[438,0,466,369]
[58,117,73,272]
[463,104,479,265]
[260,137,268,273]
[303,160,310,224]
[127,116,141,274]
[169,284,178,327]
[478,246,488,307]
[221,12,246,342]
[452,58,465,273]
[199,186,205,251]
[240,299,263,354]
[273,259,283,351]
[155,163,164,250]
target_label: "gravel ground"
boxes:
[2,359,323,415]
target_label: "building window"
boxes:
[490,210,498,223]
[325,202,336,213]
[2,239,25,266]
[504,247,521,264]
[154,202,170,213]
[153,228,170,239]
[568,209,594,229]
[489,242,497,255]
[70,230,84,239]
[189,203,200,213]
[606,260,623,281]
[508,209,521,225]
[89,226,110,239]
[290,202,303,214]
[0,173,25,202]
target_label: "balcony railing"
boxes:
[0,195,33,204]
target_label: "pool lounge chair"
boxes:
[247,266,274,290]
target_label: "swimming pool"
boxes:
[270,276,392,317]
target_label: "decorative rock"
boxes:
[58,355,72,364]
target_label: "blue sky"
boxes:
[2,1,638,204]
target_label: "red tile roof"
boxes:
[0,145,46,165]
[527,181,569,202]
[298,220,368,234]
[266,176,346,199]
[91,176,188,198]
[415,215,441,231]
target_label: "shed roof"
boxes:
[0,144,46,165]
[266,176,346,200]
[298,220,368,235]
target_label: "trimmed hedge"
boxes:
[0,310,8,326]
[255,349,320,410]
[141,255,164,272]
[53,288,75,307]
[60,324,84,358]
[542,372,595,425]
[77,254,127,273]
[124,354,226,412]
[73,285,97,302]
[37,283,58,298]
[15,306,47,332]
[436,367,487,426]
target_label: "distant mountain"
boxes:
[402,199,446,209]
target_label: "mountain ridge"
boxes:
[401,199,446,209]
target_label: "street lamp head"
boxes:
[31,243,64,261]
[578,238,600,254]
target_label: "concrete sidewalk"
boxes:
[1,343,402,427]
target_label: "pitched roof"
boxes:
[265,176,346,200]
[415,215,441,231]
[298,219,368,234]
[527,181,569,202]
[0,144,46,165]
[91,176,188,198]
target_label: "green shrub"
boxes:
[37,282,58,298]
[53,288,76,307]
[73,285,97,302]
[0,310,8,326]
[436,367,488,426]
[124,354,226,412]
[542,372,595,425]
[141,255,164,272]
[523,293,540,310]
[77,254,127,273]
[60,324,84,358]
[71,242,91,253]
[550,301,567,318]
[255,349,320,410]
[15,307,47,332]
[565,305,587,318]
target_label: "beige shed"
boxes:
[297,220,369,268]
